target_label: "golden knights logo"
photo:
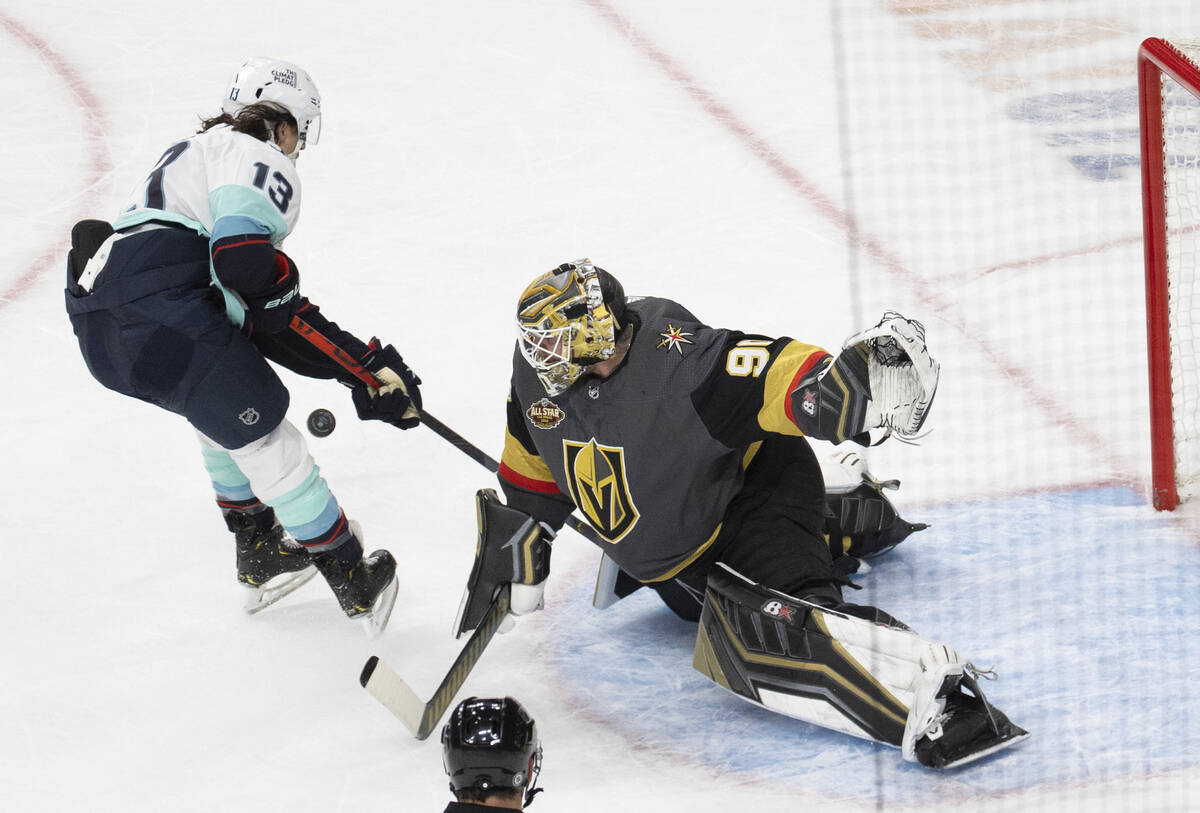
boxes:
[657,323,694,354]
[526,398,566,430]
[562,438,639,543]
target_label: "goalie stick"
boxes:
[360,584,511,739]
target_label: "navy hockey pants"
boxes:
[64,226,289,450]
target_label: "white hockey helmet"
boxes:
[221,57,322,148]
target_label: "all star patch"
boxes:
[657,323,694,354]
[527,398,567,429]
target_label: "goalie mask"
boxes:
[516,260,627,396]
[222,57,322,151]
[442,697,543,805]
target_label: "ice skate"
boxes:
[313,527,399,637]
[228,513,318,614]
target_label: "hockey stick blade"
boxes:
[361,584,511,740]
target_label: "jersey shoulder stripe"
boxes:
[209,185,289,243]
[759,340,830,435]
[499,428,560,493]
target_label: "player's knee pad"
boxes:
[225,419,315,503]
[692,562,964,751]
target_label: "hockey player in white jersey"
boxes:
[64,58,417,631]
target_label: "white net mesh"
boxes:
[1162,40,1200,500]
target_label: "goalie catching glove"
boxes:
[351,338,423,429]
[454,489,553,638]
[791,311,940,445]
[842,311,940,441]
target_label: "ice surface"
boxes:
[3,1,1200,811]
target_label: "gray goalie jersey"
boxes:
[499,296,838,583]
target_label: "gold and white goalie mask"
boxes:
[516,260,622,396]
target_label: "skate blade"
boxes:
[938,728,1031,769]
[243,566,319,615]
[360,575,399,638]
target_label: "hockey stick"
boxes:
[287,320,594,731]
[360,584,511,740]
[288,316,605,545]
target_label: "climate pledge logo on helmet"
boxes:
[271,68,298,88]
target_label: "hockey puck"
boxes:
[306,408,336,438]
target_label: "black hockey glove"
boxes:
[351,338,423,429]
[242,251,302,334]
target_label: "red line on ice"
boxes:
[0,12,112,309]
[580,0,1129,484]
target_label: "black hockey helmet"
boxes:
[442,696,543,804]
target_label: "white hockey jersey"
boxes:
[113,124,302,245]
[112,125,304,327]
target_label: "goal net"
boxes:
[1141,37,1200,510]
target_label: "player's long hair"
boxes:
[197,102,298,143]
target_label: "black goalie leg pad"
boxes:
[693,563,911,746]
[824,480,928,559]
[693,567,1029,767]
[454,489,551,637]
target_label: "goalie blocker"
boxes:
[693,563,1028,769]
[455,489,552,637]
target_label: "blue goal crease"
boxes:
[544,485,1200,802]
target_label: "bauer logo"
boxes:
[761,600,795,622]
[239,408,260,426]
[527,398,566,430]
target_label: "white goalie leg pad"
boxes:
[900,643,966,764]
[695,564,964,752]
[813,606,964,752]
[843,312,940,439]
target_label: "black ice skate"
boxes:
[314,542,399,637]
[228,513,318,614]
[913,671,1030,769]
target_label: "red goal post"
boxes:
[1140,37,1200,510]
